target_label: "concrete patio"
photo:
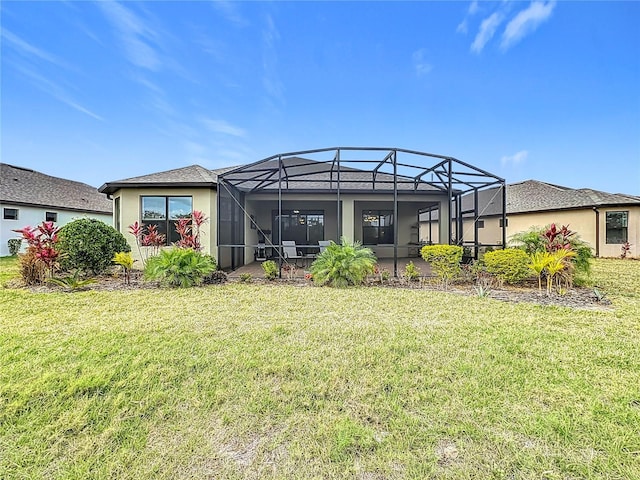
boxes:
[226,257,433,280]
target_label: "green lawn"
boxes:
[1,257,639,479]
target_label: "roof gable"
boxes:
[1,163,112,214]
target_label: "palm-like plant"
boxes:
[144,248,216,288]
[545,249,576,295]
[528,251,552,292]
[310,237,377,287]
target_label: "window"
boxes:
[3,208,18,220]
[606,211,628,244]
[362,210,394,244]
[477,220,485,228]
[141,196,193,245]
[114,197,121,232]
[273,210,324,246]
[45,212,57,222]
[499,218,509,227]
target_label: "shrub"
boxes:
[7,238,22,256]
[239,273,253,283]
[310,237,377,288]
[403,261,421,282]
[510,223,593,280]
[144,248,216,288]
[484,249,531,285]
[203,270,228,285]
[57,219,130,275]
[420,244,462,288]
[261,260,278,280]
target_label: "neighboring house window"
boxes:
[141,196,193,245]
[606,211,628,244]
[477,220,485,228]
[499,218,509,227]
[272,210,324,246]
[45,212,57,222]
[114,197,121,232]
[3,208,18,220]
[362,210,394,244]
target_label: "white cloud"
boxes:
[501,150,529,166]
[11,63,103,121]
[501,1,556,50]
[98,1,161,71]
[211,1,248,27]
[412,49,433,76]
[1,29,68,68]
[262,14,284,103]
[456,1,480,34]
[200,117,246,137]
[471,12,504,53]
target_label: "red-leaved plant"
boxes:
[13,221,61,282]
[128,222,166,267]
[542,223,575,252]
[173,210,208,251]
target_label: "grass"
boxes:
[1,257,639,479]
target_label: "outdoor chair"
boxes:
[318,240,331,254]
[282,240,306,267]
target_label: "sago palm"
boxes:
[310,237,377,287]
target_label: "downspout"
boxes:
[593,207,600,257]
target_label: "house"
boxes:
[420,179,640,258]
[99,147,507,275]
[1,163,113,256]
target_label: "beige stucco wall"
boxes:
[112,187,217,265]
[504,206,640,258]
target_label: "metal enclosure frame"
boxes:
[217,147,506,276]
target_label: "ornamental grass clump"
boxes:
[310,237,376,287]
[420,244,462,289]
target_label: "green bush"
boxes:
[144,248,216,288]
[7,238,22,256]
[420,244,463,288]
[484,248,531,285]
[310,237,376,288]
[57,219,130,275]
[403,261,421,282]
[261,260,278,280]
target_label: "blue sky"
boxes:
[1,1,639,194]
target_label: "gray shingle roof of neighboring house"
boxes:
[98,164,237,195]
[505,180,640,214]
[420,179,640,221]
[1,163,112,214]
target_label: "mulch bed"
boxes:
[6,273,612,311]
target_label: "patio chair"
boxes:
[282,240,305,266]
[318,240,331,254]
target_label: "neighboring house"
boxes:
[420,179,640,258]
[99,147,506,274]
[1,163,113,256]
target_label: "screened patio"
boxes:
[216,147,506,276]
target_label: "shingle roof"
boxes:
[220,156,444,193]
[506,180,640,214]
[1,163,112,214]
[98,164,236,195]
